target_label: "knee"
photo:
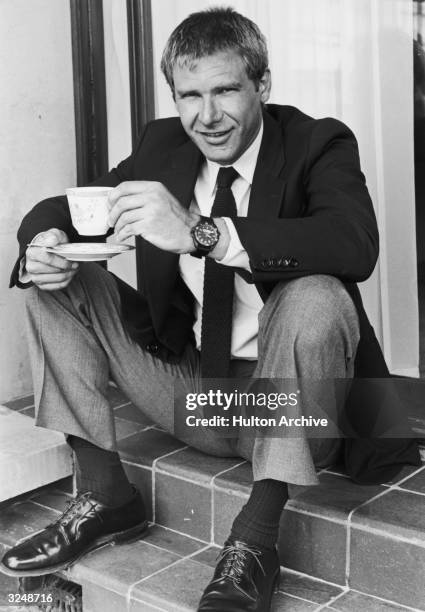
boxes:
[24,262,105,313]
[259,275,359,354]
[23,285,58,336]
[24,285,41,313]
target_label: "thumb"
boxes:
[33,229,69,247]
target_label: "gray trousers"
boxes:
[24,263,359,486]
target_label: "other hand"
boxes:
[108,181,199,253]
[25,229,79,291]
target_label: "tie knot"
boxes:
[217,166,239,189]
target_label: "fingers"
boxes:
[29,268,79,291]
[25,228,77,289]
[33,279,76,292]
[26,247,76,272]
[108,181,155,208]
[113,208,145,236]
[114,223,139,243]
[108,193,148,228]
[26,256,78,275]
[29,270,78,285]
[32,228,69,247]
[26,229,73,272]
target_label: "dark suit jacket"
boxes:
[10,104,420,483]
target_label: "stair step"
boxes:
[1,388,425,610]
[0,404,73,502]
[0,498,417,612]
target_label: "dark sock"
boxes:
[230,479,289,550]
[67,435,133,506]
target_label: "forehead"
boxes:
[173,50,249,89]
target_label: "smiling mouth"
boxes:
[199,128,232,139]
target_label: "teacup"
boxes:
[66,186,113,236]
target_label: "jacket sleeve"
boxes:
[233,118,379,284]
[9,126,149,288]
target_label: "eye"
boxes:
[179,92,200,100]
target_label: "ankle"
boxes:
[229,526,278,551]
[76,476,134,507]
[229,478,288,550]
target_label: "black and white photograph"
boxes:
[1,1,425,611]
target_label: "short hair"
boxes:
[160,7,269,93]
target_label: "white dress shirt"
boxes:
[179,122,264,360]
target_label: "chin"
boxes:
[204,149,237,165]
[193,138,237,165]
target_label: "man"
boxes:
[1,8,420,612]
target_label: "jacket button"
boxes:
[146,343,159,353]
[279,258,290,266]
[289,258,299,267]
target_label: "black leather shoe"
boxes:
[0,486,148,577]
[197,538,280,612]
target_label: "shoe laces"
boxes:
[217,543,266,585]
[50,492,94,528]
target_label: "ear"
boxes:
[258,69,271,103]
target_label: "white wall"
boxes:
[0,0,76,401]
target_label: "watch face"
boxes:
[194,222,219,247]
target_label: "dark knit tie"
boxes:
[201,166,239,379]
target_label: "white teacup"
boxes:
[66,186,113,236]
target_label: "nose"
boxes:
[198,96,222,126]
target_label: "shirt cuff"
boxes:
[215,218,251,271]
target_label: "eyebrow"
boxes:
[176,81,242,97]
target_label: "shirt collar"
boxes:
[204,120,264,195]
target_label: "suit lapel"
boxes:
[140,138,202,318]
[164,139,204,208]
[248,110,286,219]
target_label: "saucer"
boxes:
[43,243,135,261]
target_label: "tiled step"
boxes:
[1,387,425,611]
[0,481,422,612]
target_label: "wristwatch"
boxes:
[190,216,221,258]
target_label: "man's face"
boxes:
[173,50,271,165]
